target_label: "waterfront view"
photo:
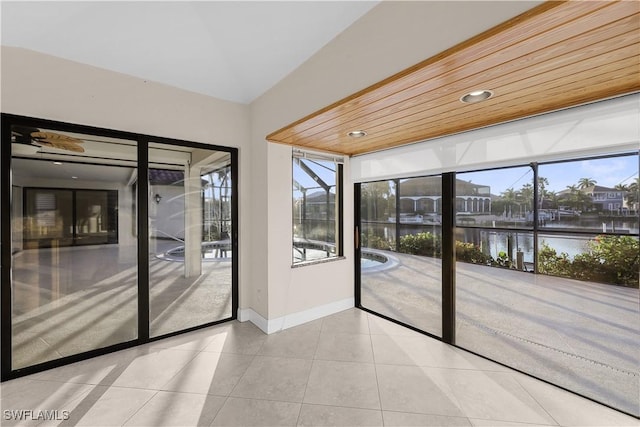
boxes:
[359,154,639,287]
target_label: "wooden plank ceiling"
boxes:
[266,1,640,156]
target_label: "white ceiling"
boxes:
[12,158,135,184]
[1,1,378,104]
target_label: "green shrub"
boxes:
[456,241,492,265]
[538,244,569,276]
[398,232,441,257]
[538,236,638,287]
[398,233,493,265]
[362,230,393,251]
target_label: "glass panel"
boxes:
[11,126,138,369]
[455,229,533,270]
[360,177,442,337]
[75,190,117,245]
[456,166,534,229]
[293,158,338,263]
[539,233,639,286]
[457,231,639,415]
[538,154,639,233]
[149,143,233,337]
[23,188,74,247]
[360,180,396,252]
[457,154,640,417]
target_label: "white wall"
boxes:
[1,46,253,311]
[249,1,541,328]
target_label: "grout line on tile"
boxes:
[120,389,160,427]
[368,321,386,416]
[510,374,562,427]
[295,330,321,424]
[468,416,558,427]
[224,353,257,398]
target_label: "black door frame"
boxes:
[354,173,456,344]
[1,113,239,380]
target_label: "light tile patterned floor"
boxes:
[1,309,638,426]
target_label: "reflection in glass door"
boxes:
[9,127,138,369]
[358,177,442,337]
[3,115,238,381]
[148,143,234,337]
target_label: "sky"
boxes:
[292,154,638,197]
[293,159,336,192]
[458,154,638,196]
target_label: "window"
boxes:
[292,151,343,264]
[23,188,118,247]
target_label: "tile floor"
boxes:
[1,309,638,426]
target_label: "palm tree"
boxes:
[578,177,597,189]
[518,183,534,213]
[537,176,549,208]
[564,185,581,210]
[545,191,560,209]
[625,178,639,212]
[362,181,392,221]
[500,188,518,217]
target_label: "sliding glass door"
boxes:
[148,142,234,337]
[359,176,443,337]
[1,114,238,379]
[9,127,139,370]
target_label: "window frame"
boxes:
[292,150,344,267]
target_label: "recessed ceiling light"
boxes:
[53,161,63,165]
[348,130,367,138]
[71,176,78,179]
[460,89,494,104]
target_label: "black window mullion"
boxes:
[231,149,239,320]
[532,162,539,274]
[137,139,149,342]
[1,116,13,380]
[337,164,344,257]
[394,179,400,251]
[442,172,456,345]
[72,190,77,242]
[354,182,362,307]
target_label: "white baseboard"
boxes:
[237,297,354,334]
[237,307,269,332]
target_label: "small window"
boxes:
[292,151,343,264]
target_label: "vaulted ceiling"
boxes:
[267,1,640,156]
[1,1,378,104]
